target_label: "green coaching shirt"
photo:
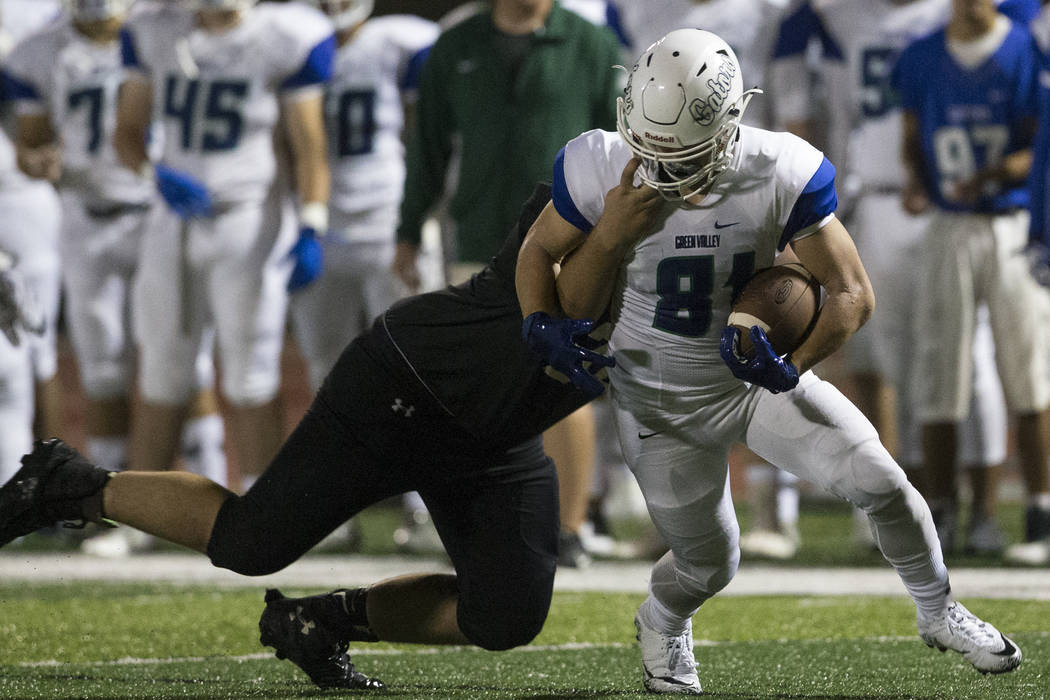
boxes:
[397,2,623,265]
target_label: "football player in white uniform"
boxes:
[5,0,228,509]
[517,29,1022,694]
[768,0,1012,556]
[0,0,63,462]
[292,0,435,392]
[115,0,334,490]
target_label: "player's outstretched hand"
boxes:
[522,311,615,397]
[155,164,212,219]
[286,227,324,292]
[597,158,666,248]
[719,325,799,394]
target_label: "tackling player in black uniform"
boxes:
[0,184,614,691]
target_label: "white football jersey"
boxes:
[610,0,789,128]
[325,14,437,240]
[5,17,151,206]
[121,2,334,204]
[808,0,950,188]
[554,126,835,411]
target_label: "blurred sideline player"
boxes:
[893,0,1050,562]
[293,0,440,553]
[115,0,334,492]
[0,0,64,450]
[5,0,228,553]
[769,0,1017,556]
[1016,0,1050,565]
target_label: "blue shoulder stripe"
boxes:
[604,2,632,49]
[120,28,141,69]
[281,34,336,90]
[552,147,593,233]
[401,45,431,91]
[780,156,837,250]
[1,71,40,101]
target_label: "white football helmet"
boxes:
[616,28,760,200]
[308,0,373,30]
[62,0,132,21]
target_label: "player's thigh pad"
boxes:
[60,199,144,399]
[746,372,908,510]
[913,212,979,422]
[614,400,740,601]
[207,203,288,406]
[133,205,210,404]
[984,210,1050,414]
[424,436,559,651]
[842,194,927,381]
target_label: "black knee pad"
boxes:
[457,560,555,651]
[206,495,297,576]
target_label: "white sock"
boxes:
[638,595,692,636]
[776,471,799,527]
[87,436,128,472]
[1029,492,1050,511]
[180,414,227,487]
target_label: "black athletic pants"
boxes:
[207,336,560,650]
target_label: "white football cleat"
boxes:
[634,612,702,695]
[918,601,1021,674]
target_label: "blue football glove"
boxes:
[286,227,323,292]
[154,163,212,219]
[719,325,799,394]
[522,311,616,398]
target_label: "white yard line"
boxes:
[1,552,1047,599]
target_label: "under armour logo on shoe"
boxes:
[391,398,415,417]
[293,605,316,636]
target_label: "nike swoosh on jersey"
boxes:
[638,431,662,440]
[713,221,738,229]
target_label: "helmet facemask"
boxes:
[616,29,761,202]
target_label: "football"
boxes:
[728,262,821,358]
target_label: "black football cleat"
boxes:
[259,588,385,690]
[0,438,112,547]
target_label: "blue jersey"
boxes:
[1030,7,1050,244]
[892,22,1039,213]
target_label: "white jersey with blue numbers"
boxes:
[609,0,788,129]
[891,17,1038,213]
[793,0,949,189]
[120,2,334,205]
[325,14,436,241]
[5,17,151,206]
[553,126,836,411]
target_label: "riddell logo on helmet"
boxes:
[644,131,675,143]
[689,58,736,126]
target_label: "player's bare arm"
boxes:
[281,91,331,210]
[14,113,61,182]
[787,216,874,373]
[900,110,930,215]
[517,158,663,320]
[113,76,153,173]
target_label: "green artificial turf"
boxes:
[1,584,1047,699]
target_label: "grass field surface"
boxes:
[1,584,1048,699]
[1,501,1047,698]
